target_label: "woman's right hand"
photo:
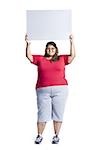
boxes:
[25,34,31,45]
[25,34,32,62]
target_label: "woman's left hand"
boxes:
[69,34,73,42]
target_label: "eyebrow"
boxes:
[47,47,55,49]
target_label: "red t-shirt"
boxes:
[31,55,69,89]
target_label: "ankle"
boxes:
[54,133,58,137]
[38,133,42,137]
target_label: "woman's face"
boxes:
[46,45,56,56]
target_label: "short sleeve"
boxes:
[62,55,70,65]
[31,55,42,66]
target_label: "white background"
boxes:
[0,0,98,150]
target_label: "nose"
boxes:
[49,49,54,52]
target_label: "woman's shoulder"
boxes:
[32,55,44,58]
[59,54,70,57]
[59,54,66,58]
[32,54,43,56]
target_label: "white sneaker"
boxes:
[35,135,43,144]
[52,135,60,144]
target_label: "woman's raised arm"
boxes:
[68,34,76,64]
[25,34,33,62]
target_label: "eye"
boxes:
[52,48,56,51]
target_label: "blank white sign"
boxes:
[26,10,72,40]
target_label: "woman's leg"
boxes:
[51,85,68,143]
[37,122,46,135]
[53,121,62,135]
[35,122,46,144]
[35,87,51,144]
[36,87,52,135]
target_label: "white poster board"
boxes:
[26,10,72,40]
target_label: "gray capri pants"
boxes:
[36,85,68,122]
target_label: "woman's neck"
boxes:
[46,56,52,60]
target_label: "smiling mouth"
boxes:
[49,51,54,53]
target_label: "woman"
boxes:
[25,34,76,144]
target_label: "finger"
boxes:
[69,34,73,39]
[25,34,27,38]
[69,36,72,39]
[25,35,28,41]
